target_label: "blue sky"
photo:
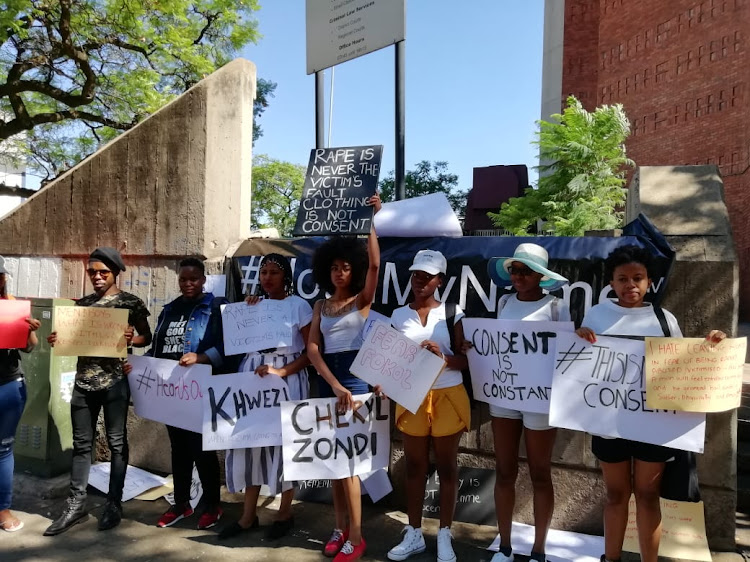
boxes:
[242,1,545,190]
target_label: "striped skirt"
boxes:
[225,350,309,496]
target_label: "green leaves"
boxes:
[250,155,306,238]
[490,96,634,236]
[379,160,467,217]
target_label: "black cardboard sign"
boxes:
[423,466,496,526]
[293,145,383,236]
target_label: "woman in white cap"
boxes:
[387,249,469,562]
[484,243,569,562]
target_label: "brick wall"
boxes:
[561,0,750,315]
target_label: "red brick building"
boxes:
[553,0,750,315]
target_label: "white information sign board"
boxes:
[463,318,574,414]
[306,0,405,74]
[549,333,706,453]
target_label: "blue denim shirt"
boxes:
[146,292,228,370]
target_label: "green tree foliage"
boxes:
[379,160,467,216]
[251,155,305,237]
[489,96,634,236]
[253,78,276,144]
[0,0,263,181]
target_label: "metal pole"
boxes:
[327,67,335,148]
[315,70,325,149]
[395,40,406,200]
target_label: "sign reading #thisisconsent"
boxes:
[549,333,706,452]
[464,318,574,414]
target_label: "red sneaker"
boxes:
[324,528,348,557]
[157,505,194,528]
[333,538,366,561]
[197,507,223,530]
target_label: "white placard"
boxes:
[164,466,203,510]
[464,318,574,414]
[88,463,168,502]
[549,333,706,452]
[281,394,391,481]
[200,371,290,451]
[306,0,405,74]
[488,523,603,562]
[361,309,390,340]
[221,300,294,356]
[127,355,208,434]
[373,193,463,237]
[204,274,226,297]
[350,321,445,414]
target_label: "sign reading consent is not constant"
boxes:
[350,321,445,414]
[221,300,294,356]
[463,319,574,414]
[200,371,290,451]
[549,333,706,453]
[281,394,391,481]
[293,146,383,236]
[645,336,747,412]
[53,306,129,358]
[127,355,208,434]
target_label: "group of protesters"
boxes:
[0,192,727,562]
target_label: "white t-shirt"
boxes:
[390,303,464,390]
[497,293,571,322]
[582,299,682,338]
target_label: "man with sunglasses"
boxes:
[44,247,151,536]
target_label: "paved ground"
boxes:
[1,473,748,562]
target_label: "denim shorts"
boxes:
[317,350,369,398]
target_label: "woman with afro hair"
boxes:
[307,194,381,561]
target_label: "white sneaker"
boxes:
[436,527,457,562]
[387,525,426,561]
[490,551,514,562]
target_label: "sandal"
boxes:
[0,517,24,532]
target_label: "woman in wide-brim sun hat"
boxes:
[482,242,570,562]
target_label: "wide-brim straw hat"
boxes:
[488,243,568,289]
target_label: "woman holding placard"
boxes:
[0,261,41,533]
[477,243,569,562]
[146,258,227,531]
[387,249,469,562]
[575,245,725,562]
[307,195,381,561]
[219,253,313,541]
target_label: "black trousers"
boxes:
[166,425,220,507]
[69,378,129,501]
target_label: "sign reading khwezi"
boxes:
[293,145,383,236]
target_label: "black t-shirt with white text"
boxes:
[153,298,199,361]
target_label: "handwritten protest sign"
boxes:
[200,371,290,450]
[645,336,747,412]
[293,145,383,236]
[89,463,168,502]
[127,355,208,433]
[549,333,706,453]
[281,394,390,480]
[53,306,129,358]
[463,318,574,414]
[350,321,445,414]
[361,310,390,340]
[221,300,294,356]
[623,495,711,561]
[0,299,30,349]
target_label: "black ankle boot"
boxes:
[98,500,122,531]
[44,496,89,536]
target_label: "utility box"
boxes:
[15,298,77,477]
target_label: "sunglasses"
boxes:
[87,268,113,278]
[508,266,535,277]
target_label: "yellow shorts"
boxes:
[396,384,471,437]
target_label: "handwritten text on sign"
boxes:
[463,318,574,414]
[281,394,390,480]
[221,300,294,356]
[622,495,711,561]
[646,336,747,412]
[0,299,31,349]
[293,145,383,236]
[549,333,706,453]
[200,371,290,450]
[53,306,129,358]
[127,355,208,434]
[350,321,445,414]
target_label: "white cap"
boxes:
[409,249,447,275]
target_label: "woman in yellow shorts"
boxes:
[387,250,470,562]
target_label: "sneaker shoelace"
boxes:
[340,540,354,554]
[329,529,344,543]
